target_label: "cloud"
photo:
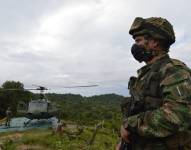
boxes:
[0,0,190,96]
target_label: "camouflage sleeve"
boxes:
[127,67,191,138]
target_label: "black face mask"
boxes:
[131,44,154,63]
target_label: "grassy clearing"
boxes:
[0,125,119,150]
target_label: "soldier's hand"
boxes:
[120,125,131,143]
[115,141,121,150]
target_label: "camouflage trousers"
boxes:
[131,136,191,150]
[132,142,191,150]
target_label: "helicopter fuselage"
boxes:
[18,99,59,120]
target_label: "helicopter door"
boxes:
[28,100,48,113]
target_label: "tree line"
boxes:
[0,80,127,129]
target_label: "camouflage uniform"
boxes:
[125,17,191,150]
[5,107,11,127]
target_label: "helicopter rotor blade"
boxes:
[61,85,98,88]
[24,88,39,90]
[0,84,97,91]
[0,88,24,91]
[27,88,49,90]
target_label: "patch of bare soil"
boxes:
[0,133,23,141]
[16,144,48,150]
[0,133,23,149]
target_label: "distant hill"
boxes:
[43,93,126,125]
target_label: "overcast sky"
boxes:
[0,0,191,96]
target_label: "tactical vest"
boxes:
[129,55,191,113]
[128,60,165,114]
[128,55,191,149]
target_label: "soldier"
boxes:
[5,107,12,127]
[117,17,191,150]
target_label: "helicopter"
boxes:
[1,84,98,126]
[17,85,59,121]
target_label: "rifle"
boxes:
[119,76,137,150]
[119,97,133,150]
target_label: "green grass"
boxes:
[0,125,120,150]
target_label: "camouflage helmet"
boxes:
[129,17,175,46]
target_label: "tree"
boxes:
[2,81,24,89]
[0,81,32,117]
